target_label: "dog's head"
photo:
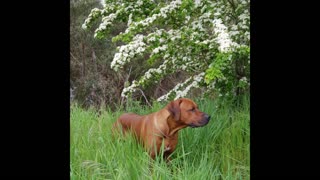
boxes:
[166,98,211,128]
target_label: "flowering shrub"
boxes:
[83,0,250,102]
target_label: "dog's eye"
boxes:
[189,108,195,112]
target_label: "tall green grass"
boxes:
[70,96,250,179]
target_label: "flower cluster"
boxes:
[83,0,250,102]
[94,12,119,38]
[212,19,238,52]
[157,72,205,102]
[123,0,182,35]
[239,76,250,87]
[99,0,106,7]
[82,8,101,30]
[111,34,146,71]
[121,59,170,97]
[121,80,139,97]
[151,45,167,56]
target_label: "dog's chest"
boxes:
[164,145,171,152]
[163,136,178,152]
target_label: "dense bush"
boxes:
[71,0,205,109]
[82,0,250,104]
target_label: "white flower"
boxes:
[99,0,106,7]
[127,13,133,26]
[240,77,248,82]
[81,24,87,30]
[157,73,204,102]
[136,0,143,6]
[153,48,160,54]
[159,38,165,43]
[111,34,146,71]
[214,12,221,16]
[239,14,248,20]
[148,36,156,42]
[185,15,191,23]
[212,19,239,52]
[195,0,201,6]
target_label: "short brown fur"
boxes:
[113,98,211,160]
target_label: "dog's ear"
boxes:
[167,99,182,121]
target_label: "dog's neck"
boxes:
[166,115,188,137]
[154,109,187,138]
[153,109,170,138]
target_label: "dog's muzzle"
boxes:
[189,113,211,128]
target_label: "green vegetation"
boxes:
[70,96,250,179]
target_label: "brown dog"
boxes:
[113,98,211,160]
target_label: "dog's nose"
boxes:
[204,114,211,120]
